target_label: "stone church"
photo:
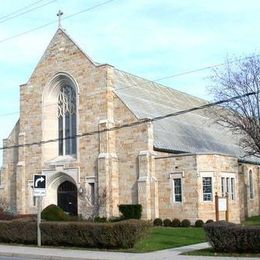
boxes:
[0,28,259,223]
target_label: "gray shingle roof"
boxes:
[113,68,260,164]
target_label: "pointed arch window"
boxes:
[58,85,77,155]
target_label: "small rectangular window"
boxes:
[231,178,235,200]
[203,177,212,201]
[89,183,95,205]
[173,178,182,202]
[33,196,37,207]
[221,177,225,197]
[249,171,254,199]
[226,177,230,194]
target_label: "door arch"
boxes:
[57,181,78,215]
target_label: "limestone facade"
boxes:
[0,29,259,223]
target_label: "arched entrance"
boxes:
[57,181,78,215]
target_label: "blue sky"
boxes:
[0,0,260,163]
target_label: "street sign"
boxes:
[33,175,46,189]
[33,175,47,197]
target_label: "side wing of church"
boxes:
[0,28,259,223]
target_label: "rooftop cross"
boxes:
[57,10,63,28]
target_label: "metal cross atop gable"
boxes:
[57,10,64,28]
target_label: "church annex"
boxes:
[0,28,259,223]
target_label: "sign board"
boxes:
[219,197,227,211]
[33,175,47,197]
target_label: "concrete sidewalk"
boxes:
[0,243,256,260]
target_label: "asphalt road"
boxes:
[0,257,32,260]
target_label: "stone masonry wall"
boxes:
[196,154,240,223]
[15,29,113,214]
[113,94,155,218]
[239,164,260,220]
[155,152,199,223]
[0,121,19,211]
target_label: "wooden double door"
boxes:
[57,181,78,215]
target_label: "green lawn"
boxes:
[125,227,206,253]
[243,215,260,226]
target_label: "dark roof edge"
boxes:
[153,146,189,154]
[238,159,260,166]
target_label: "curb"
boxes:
[0,252,96,260]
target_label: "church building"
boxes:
[0,28,259,223]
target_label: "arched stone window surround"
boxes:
[42,72,79,160]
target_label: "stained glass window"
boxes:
[58,85,76,155]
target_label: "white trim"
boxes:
[220,172,236,200]
[199,172,214,202]
[170,172,184,204]
[170,171,184,178]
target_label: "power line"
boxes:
[0,0,117,44]
[0,0,57,25]
[1,52,260,118]
[0,91,256,151]
[0,0,48,21]
[113,54,260,93]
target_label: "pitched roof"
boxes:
[113,68,260,164]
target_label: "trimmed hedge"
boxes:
[94,216,107,223]
[204,221,260,253]
[0,210,15,221]
[153,218,162,226]
[0,219,151,249]
[195,219,204,227]
[181,219,191,227]
[171,218,180,227]
[118,204,142,219]
[163,219,172,227]
[41,204,69,221]
[206,219,214,224]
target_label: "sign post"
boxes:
[37,196,42,246]
[215,192,229,222]
[33,174,47,247]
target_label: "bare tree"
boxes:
[210,55,260,157]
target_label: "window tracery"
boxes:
[58,85,76,155]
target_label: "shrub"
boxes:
[171,218,181,227]
[0,208,15,221]
[118,204,142,219]
[206,219,214,224]
[0,219,151,249]
[181,219,191,227]
[153,218,162,226]
[163,218,172,227]
[0,220,36,244]
[41,204,69,221]
[204,221,260,253]
[108,216,125,223]
[195,219,204,227]
[94,216,107,223]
